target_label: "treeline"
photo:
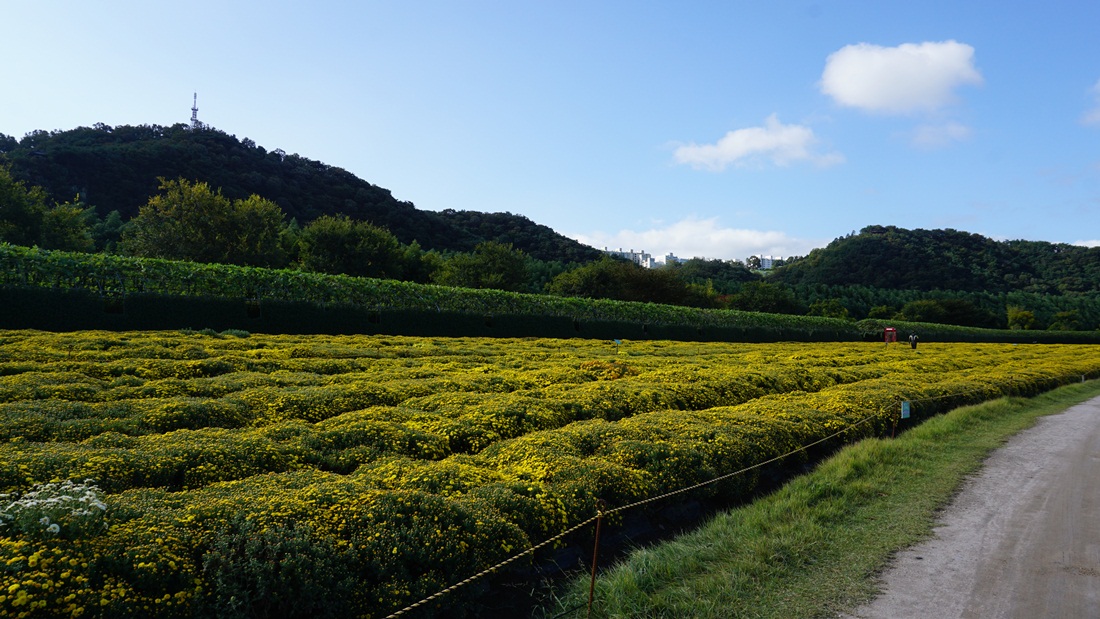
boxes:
[764,225,1100,330]
[0,165,769,304]
[0,167,591,295]
[790,283,1100,332]
[773,225,1100,295]
[3,166,1099,331]
[0,123,602,262]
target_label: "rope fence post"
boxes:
[891,395,900,438]
[587,499,608,619]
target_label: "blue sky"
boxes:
[4,1,1099,261]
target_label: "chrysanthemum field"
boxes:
[2,330,1098,618]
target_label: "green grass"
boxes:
[537,380,1100,618]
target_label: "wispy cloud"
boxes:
[821,40,983,114]
[1083,79,1100,125]
[571,216,824,261]
[673,114,844,171]
[911,122,973,149]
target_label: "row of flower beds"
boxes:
[2,330,1099,617]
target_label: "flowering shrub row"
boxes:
[0,332,913,492]
[2,330,1099,617]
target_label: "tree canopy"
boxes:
[0,164,47,247]
[0,163,93,252]
[436,210,603,264]
[2,124,600,263]
[547,257,698,305]
[120,178,286,267]
[772,225,1100,294]
[661,257,759,294]
[432,241,530,292]
[297,214,406,279]
[725,281,804,315]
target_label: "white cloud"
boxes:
[1075,239,1100,248]
[673,114,844,171]
[821,40,983,114]
[911,122,973,148]
[1083,79,1100,125]
[571,216,824,262]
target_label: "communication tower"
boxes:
[190,93,201,130]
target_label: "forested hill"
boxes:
[771,225,1100,294]
[0,124,602,263]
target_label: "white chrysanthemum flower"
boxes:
[0,479,107,539]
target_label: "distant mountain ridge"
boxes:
[0,123,602,264]
[771,225,1100,294]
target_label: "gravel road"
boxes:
[843,395,1100,619]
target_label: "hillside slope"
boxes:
[0,124,602,263]
[771,225,1100,294]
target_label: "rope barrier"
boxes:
[383,410,881,619]
[384,373,1096,618]
[602,413,878,519]
[384,514,600,618]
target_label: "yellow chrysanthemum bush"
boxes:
[0,428,306,494]
[0,479,119,619]
[0,537,101,618]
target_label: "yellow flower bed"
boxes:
[2,330,1099,617]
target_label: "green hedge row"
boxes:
[4,243,1099,343]
[1,286,842,341]
[0,242,858,340]
[856,318,1100,344]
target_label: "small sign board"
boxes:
[900,401,911,419]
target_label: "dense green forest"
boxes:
[772,225,1100,295]
[764,225,1100,329]
[3,123,1100,332]
[0,124,602,263]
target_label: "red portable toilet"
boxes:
[884,327,897,343]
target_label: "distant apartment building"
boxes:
[603,248,659,268]
[602,248,753,268]
[746,255,778,270]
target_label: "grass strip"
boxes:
[537,380,1100,618]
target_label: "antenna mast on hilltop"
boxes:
[190,93,201,130]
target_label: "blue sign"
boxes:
[901,401,911,419]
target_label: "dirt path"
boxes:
[843,396,1100,618]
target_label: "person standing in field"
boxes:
[909,333,919,349]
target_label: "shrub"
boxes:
[198,516,356,619]
[0,479,107,540]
